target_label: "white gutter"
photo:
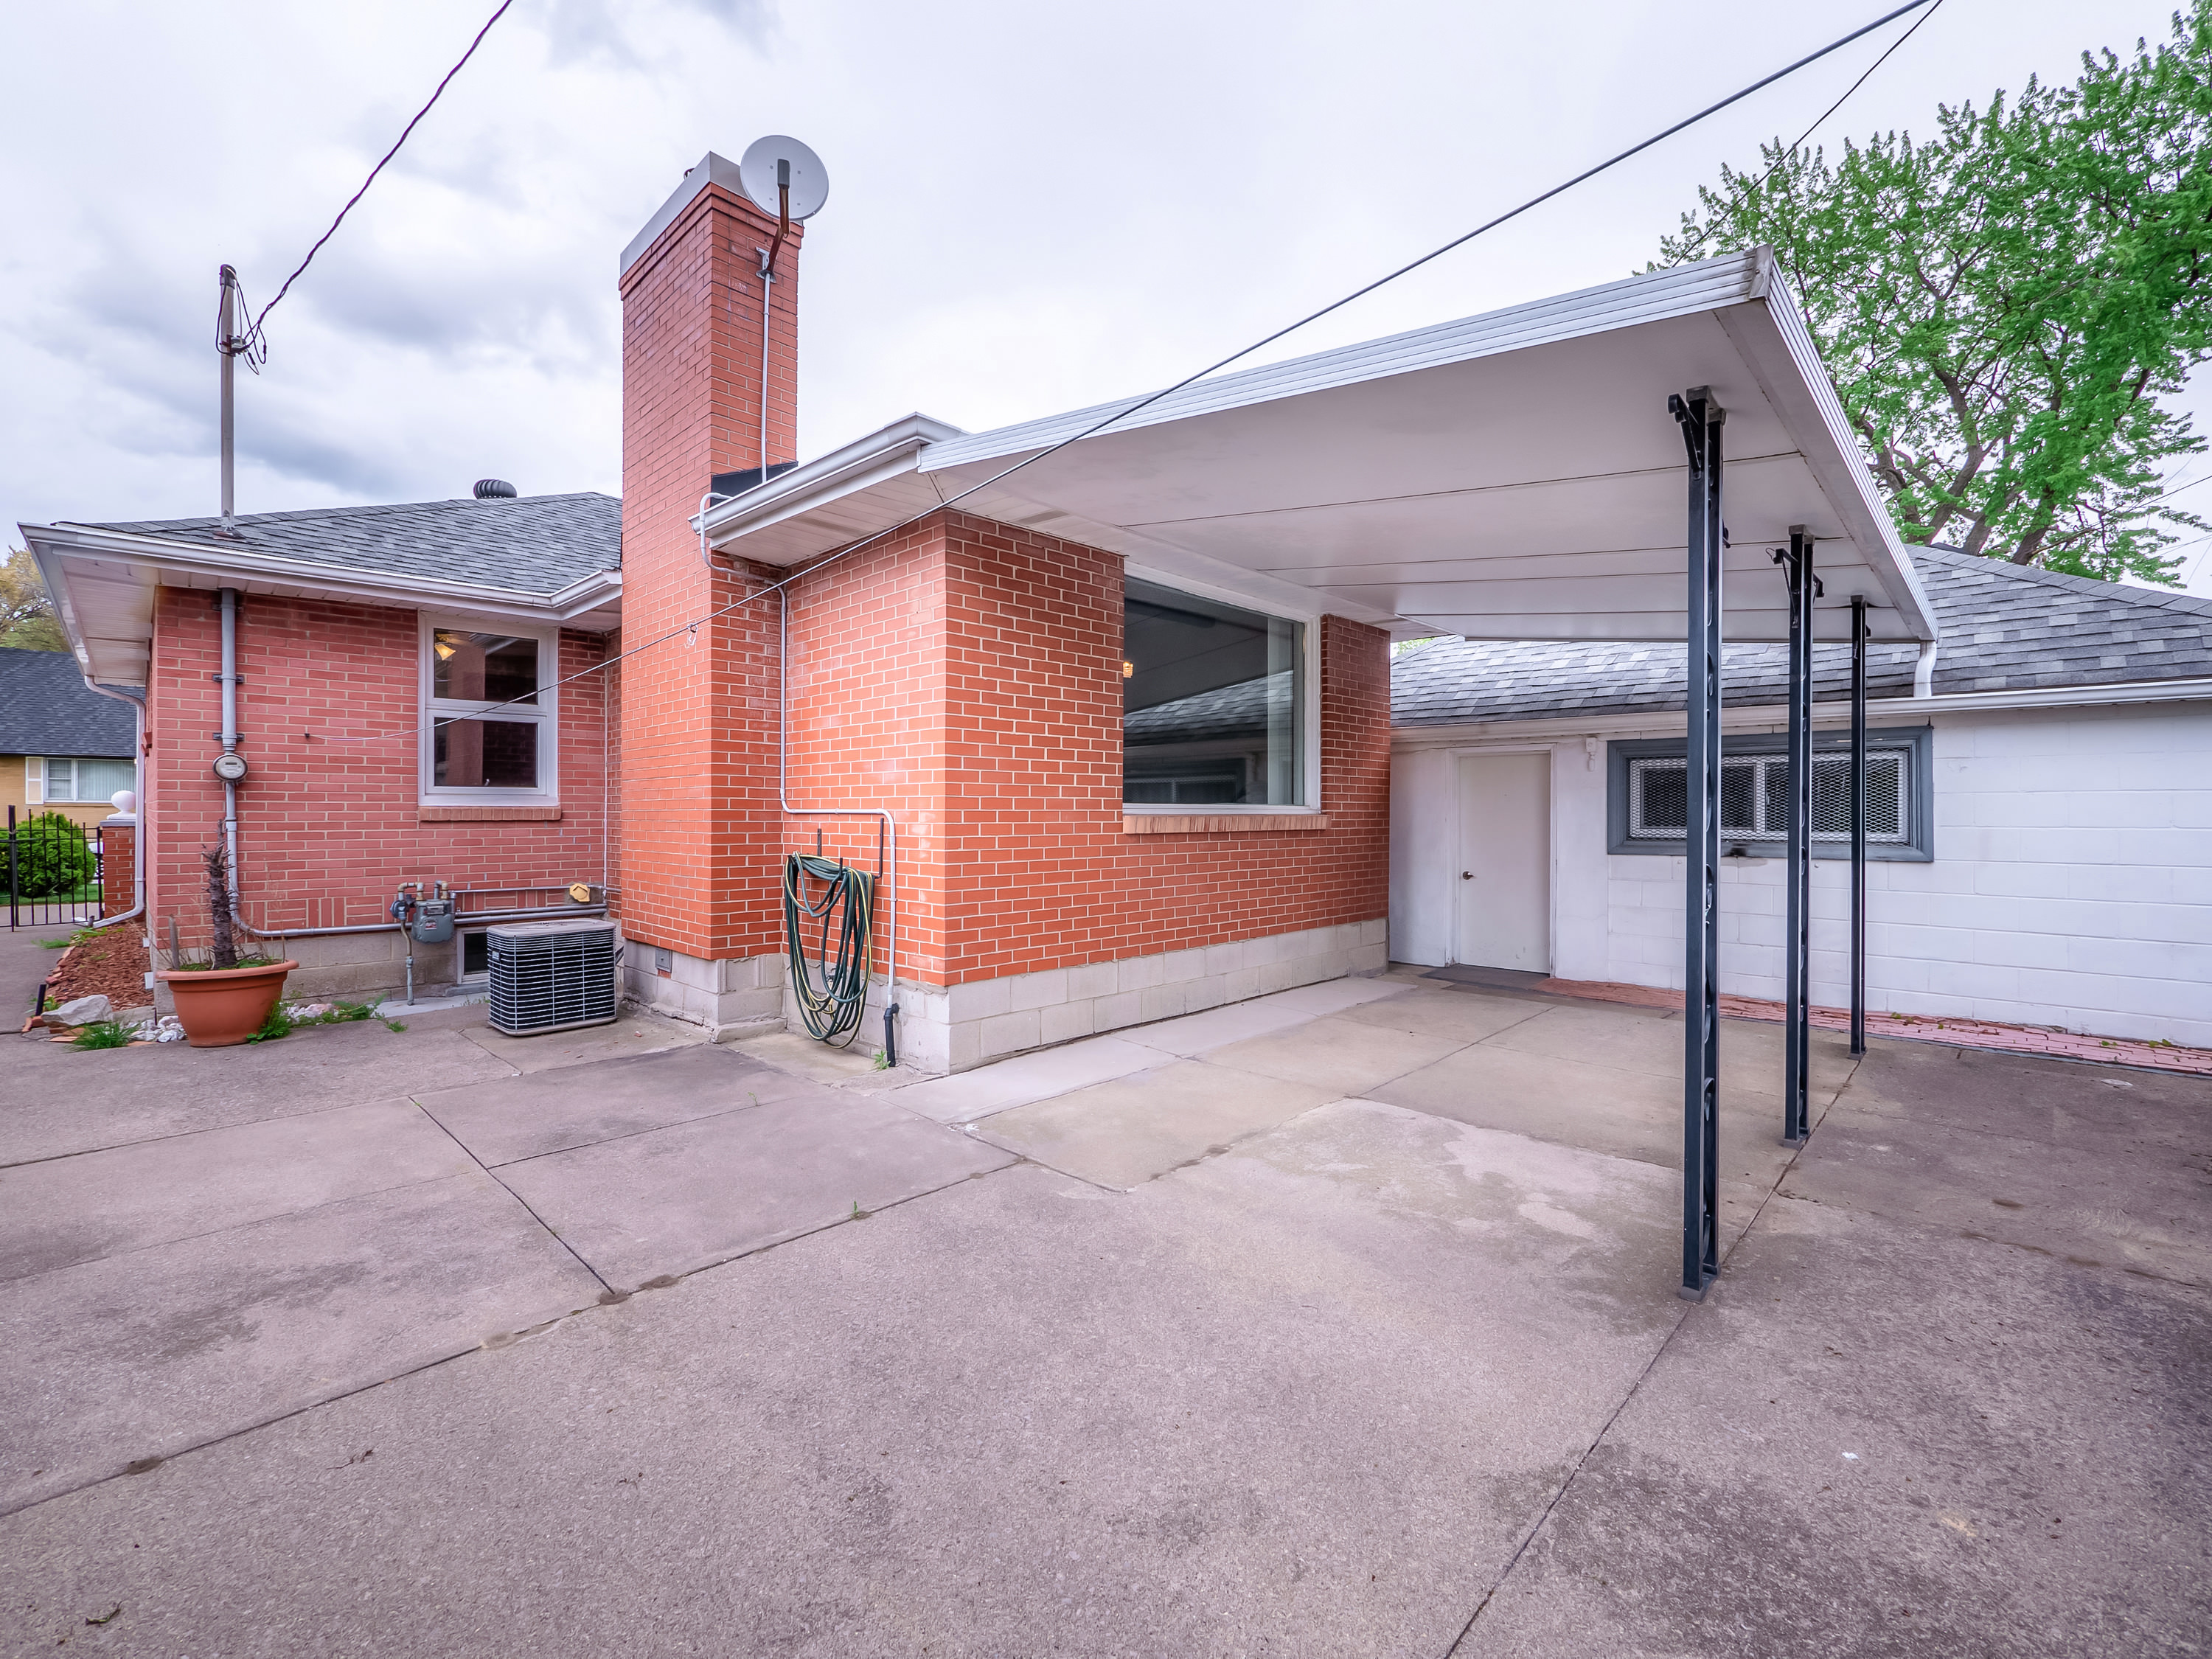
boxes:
[700,413,965,549]
[1392,675,2212,747]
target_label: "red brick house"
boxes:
[23,149,1932,1074]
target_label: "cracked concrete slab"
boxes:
[1482,1001,1858,1105]
[1454,1193,2212,1658]
[0,1106,1714,1659]
[0,1099,470,1281]
[1335,985,1554,1044]
[1202,1012,1467,1096]
[1116,977,1409,1058]
[493,1085,1015,1290]
[457,1009,706,1074]
[0,1024,518,1168]
[1789,1047,2212,1287]
[417,1043,806,1167]
[885,1034,1169,1124]
[1373,1040,1812,1188]
[972,1060,1339,1189]
[0,1170,603,1517]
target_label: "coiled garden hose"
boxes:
[782,853,876,1048]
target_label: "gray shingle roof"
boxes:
[1392,546,2212,728]
[0,648,136,757]
[79,493,620,598]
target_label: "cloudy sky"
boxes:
[5,0,2207,592]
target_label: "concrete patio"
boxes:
[1,925,2206,1656]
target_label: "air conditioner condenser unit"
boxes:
[487,918,619,1037]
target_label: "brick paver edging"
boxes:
[1531,978,2212,1077]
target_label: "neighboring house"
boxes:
[24,151,1941,1071]
[0,646,138,828]
[1389,549,2212,1050]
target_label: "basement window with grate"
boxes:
[1606,727,1933,860]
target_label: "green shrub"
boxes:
[70,1020,133,1050]
[10,813,94,899]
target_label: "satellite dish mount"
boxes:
[737,136,830,483]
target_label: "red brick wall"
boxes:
[617,178,801,962]
[145,588,613,955]
[773,509,1390,990]
[779,518,951,981]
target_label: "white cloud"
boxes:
[4,0,2203,592]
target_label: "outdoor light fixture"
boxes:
[1121,660,1134,678]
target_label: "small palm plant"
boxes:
[203,841,239,970]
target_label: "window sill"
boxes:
[419,804,563,823]
[1123,813,1330,835]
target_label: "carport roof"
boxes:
[705,248,1936,646]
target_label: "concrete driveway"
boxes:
[2,928,2206,1657]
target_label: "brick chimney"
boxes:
[615,152,804,1026]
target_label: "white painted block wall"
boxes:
[1391,701,2212,1048]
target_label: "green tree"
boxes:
[1657,4,2212,582]
[1,548,66,651]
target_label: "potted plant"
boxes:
[156,844,297,1048]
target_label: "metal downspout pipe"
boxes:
[220,587,242,920]
[777,585,900,1065]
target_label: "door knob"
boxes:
[1461,871,1474,880]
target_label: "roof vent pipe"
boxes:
[473,479,518,500]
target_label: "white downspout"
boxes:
[1913,639,1938,698]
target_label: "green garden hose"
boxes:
[782,853,875,1046]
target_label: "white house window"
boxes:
[1121,576,1307,807]
[39,757,136,804]
[1609,728,1932,860]
[422,623,557,800]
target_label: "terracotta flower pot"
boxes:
[157,959,299,1048]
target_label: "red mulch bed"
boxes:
[43,927,153,1013]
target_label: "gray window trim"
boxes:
[1607,725,1934,861]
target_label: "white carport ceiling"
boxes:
[707,249,1935,644]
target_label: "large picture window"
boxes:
[421,622,557,801]
[1607,728,1933,860]
[1121,576,1307,807]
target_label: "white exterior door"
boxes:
[1453,752,1551,971]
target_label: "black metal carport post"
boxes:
[1670,387,1723,1301]
[1850,595,1869,1055]
[1774,529,1815,1144]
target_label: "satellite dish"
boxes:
[739,136,829,222]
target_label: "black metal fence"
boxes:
[6,807,103,931]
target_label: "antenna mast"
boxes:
[216,265,245,534]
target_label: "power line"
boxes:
[235,0,515,362]
[1675,0,1947,256]
[329,0,1938,742]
